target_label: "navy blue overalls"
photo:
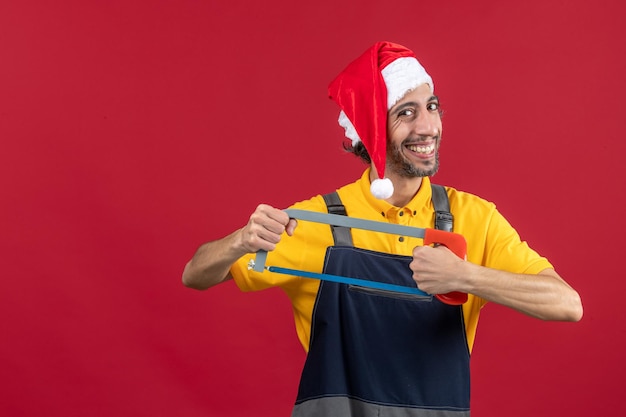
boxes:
[291,189,471,417]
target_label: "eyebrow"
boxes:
[390,95,440,116]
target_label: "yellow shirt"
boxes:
[231,169,552,353]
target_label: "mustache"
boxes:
[401,134,440,145]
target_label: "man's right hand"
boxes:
[238,204,298,253]
[182,204,296,290]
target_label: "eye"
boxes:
[427,102,440,112]
[398,108,415,118]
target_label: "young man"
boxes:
[182,41,582,417]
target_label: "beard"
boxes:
[386,137,440,178]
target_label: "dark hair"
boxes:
[343,140,371,164]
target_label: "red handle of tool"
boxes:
[423,229,469,306]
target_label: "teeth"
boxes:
[408,144,435,153]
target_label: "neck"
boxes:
[370,169,423,207]
[388,177,423,207]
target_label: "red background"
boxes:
[1,1,624,416]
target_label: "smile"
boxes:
[407,143,435,154]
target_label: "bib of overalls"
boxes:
[292,245,471,417]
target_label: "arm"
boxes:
[182,204,297,290]
[410,245,583,321]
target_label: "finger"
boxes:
[241,224,280,252]
[285,219,298,236]
[411,245,431,260]
[249,220,283,245]
[255,205,291,234]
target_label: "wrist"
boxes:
[457,260,479,294]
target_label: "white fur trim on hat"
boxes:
[381,57,434,109]
[338,57,433,146]
[338,110,361,145]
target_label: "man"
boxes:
[182,41,582,416]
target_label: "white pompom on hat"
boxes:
[328,41,434,199]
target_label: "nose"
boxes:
[413,110,440,137]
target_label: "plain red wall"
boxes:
[1,1,624,416]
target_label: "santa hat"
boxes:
[328,41,434,199]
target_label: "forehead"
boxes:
[394,83,434,106]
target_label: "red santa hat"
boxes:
[328,41,434,199]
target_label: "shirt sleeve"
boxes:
[483,208,553,275]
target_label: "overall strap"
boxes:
[431,184,454,232]
[322,192,353,246]
[323,185,453,241]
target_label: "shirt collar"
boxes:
[359,168,432,218]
